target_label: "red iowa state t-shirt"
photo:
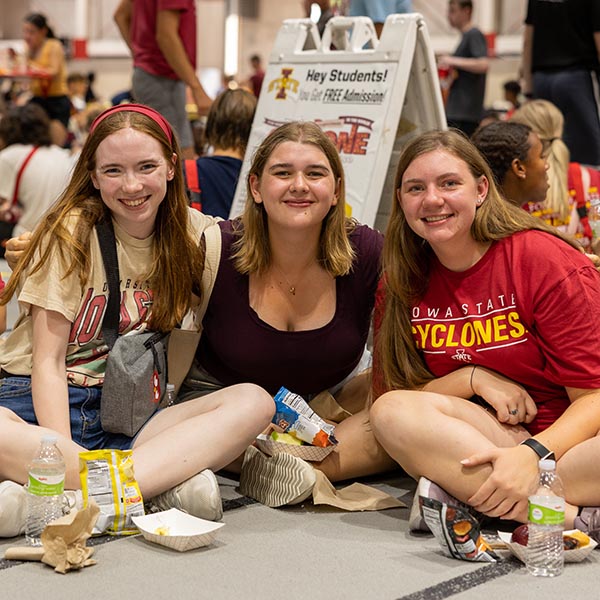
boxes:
[374,230,600,434]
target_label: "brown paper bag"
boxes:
[311,470,406,511]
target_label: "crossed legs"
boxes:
[0,383,274,499]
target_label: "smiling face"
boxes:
[90,127,175,239]
[398,148,489,267]
[249,140,339,234]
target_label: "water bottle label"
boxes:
[528,495,565,525]
[28,473,65,496]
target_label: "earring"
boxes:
[476,198,483,205]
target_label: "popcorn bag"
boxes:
[79,449,145,535]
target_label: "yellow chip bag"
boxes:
[79,449,144,535]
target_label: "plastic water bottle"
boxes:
[25,435,66,546]
[526,459,565,577]
[588,192,600,240]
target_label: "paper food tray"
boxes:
[132,508,224,552]
[497,529,597,564]
[255,434,336,462]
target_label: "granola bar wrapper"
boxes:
[79,449,145,535]
[421,496,499,563]
[273,387,338,448]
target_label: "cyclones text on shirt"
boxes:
[411,292,528,363]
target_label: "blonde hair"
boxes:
[511,100,570,219]
[1,108,204,332]
[379,129,580,392]
[232,121,356,276]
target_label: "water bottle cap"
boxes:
[166,383,175,390]
[41,434,58,445]
[539,458,556,470]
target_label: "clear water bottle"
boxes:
[588,193,600,240]
[526,459,565,577]
[25,434,66,546]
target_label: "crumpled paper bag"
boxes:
[311,469,406,511]
[4,503,100,573]
[40,502,100,573]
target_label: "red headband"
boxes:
[89,103,174,144]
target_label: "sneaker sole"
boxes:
[197,470,223,521]
[408,477,430,532]
[239,447,316,507]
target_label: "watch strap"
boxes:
[520,438,555,461]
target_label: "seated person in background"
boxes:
[370,129,600,542]
[511,99,598,251]
[472,119,593,250]
[503,79,521,118]
[66,72,88,113]
[187,88,256,218]
[0,103,75,252]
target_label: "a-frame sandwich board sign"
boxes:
[229,13,447,232]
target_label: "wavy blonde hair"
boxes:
[511,100,571,220]
[1,108,204,332]
[379,129,580,392]
[231,121,355,276]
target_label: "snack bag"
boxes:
[421,496,498,563]
[79,449,144,535]
[273,387,338,448]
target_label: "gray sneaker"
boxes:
[0,481,83,538]
[409,477,477,532]
[239,446,316,507]
[574,507,600,543]
[148,470,223,522]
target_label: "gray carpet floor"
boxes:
[1,472,598,600]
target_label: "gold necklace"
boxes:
[272,265,296,295]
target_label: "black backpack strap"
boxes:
[96,217,120,349]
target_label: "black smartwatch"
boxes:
[520,438,555,461]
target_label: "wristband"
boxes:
[520,438,555,461]
[469,365,478,395]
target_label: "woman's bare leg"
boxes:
[315,408,398,482]
[370,390,529,503]
[0,407,85,489]
[131,383,274,498]
[556,434,600,513]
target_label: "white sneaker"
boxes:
[148,470,223,521]
[0,481,27,537]
[239,446,316,507]
[0,482,82,538]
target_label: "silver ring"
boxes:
[510,409,518,415]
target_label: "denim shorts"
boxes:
[0,376,133,451]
